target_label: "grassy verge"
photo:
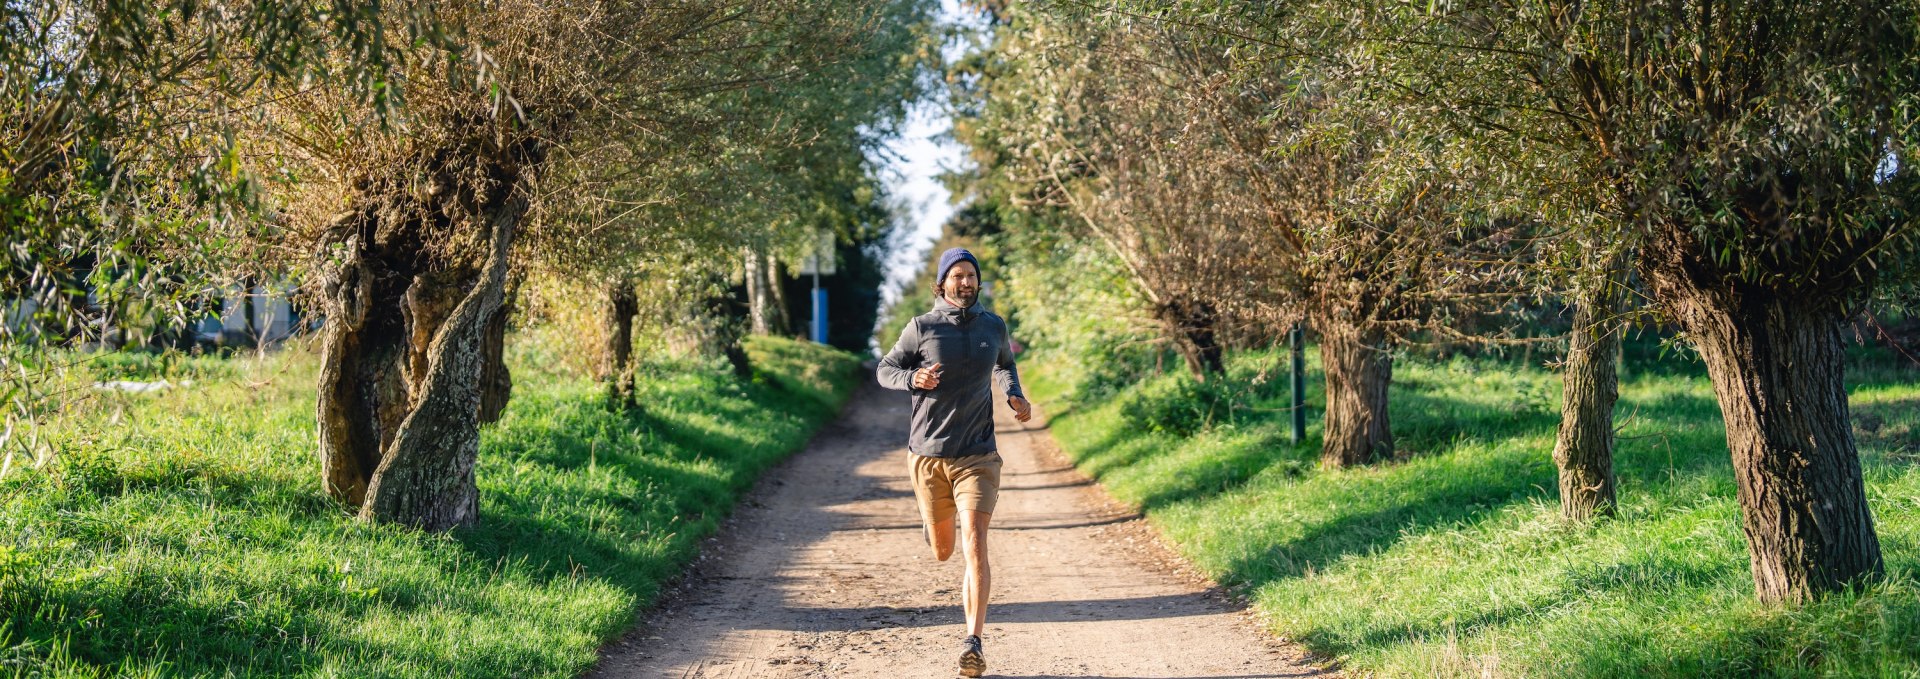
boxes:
[1,335,859,678]
[1026,346,1920,677]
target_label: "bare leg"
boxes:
[928,515,956,562]
[960,509,991,637]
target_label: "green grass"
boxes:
[0,335,860,678]
[1027,346,1920,678]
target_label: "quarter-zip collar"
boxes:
[933,295,984,323]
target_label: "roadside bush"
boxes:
[1122,375,1242,437]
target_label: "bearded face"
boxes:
[942,260,979,308]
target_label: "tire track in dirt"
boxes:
[589,374,1330,678]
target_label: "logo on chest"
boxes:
[979,341,988,348]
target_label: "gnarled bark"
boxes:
[357,197,523,530]
[601,280,639,411]
[1554,278,1625,521]
[1646,231,1884,603]
[316,220,421,507]
[1316,319,1392,468]
[314,127,545,530]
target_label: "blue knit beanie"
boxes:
[936,247,980,284]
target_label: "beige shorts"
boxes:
[908,451,1003,524]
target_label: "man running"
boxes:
[877,247,1031,677]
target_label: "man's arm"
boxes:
[876,318,923,391]
[996,322,1032,422]
[994,322,1024,400]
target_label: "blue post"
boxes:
[811,276,828,344]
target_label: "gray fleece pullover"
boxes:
[876,296,1024,458]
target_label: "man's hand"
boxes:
[1007,395,1032,423]
[912,363,943,390]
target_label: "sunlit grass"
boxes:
[1029,346,1920,677]
[0,335,859,678]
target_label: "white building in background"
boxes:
[3,283,307,348]
[199,283,300,345]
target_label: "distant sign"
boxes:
[796,230,837,276]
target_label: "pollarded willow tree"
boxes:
[969,5,1528,465]
[972,11,1280,381]
[245,0,934,530]
[1547,244,1634,520]
[1329,0,1641,522]
[0,0,421,331]
[1080,0,1637,519]
[1337,0,1919,603]
[0,1,431,471]
[1316,7,1636,510]
[4,0,932,528]
[256,0,646,529]
[1227,91,1529,468]
[1138,0,1918,600]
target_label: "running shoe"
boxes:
[959,634,985,677]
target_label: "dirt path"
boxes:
[589,376,1328,678]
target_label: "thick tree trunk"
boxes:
[356,198,522,530]
[1157,297,1225,380]
[315,127,545,531]
[1554,281,1624,521]
[1646,236,1884,602]
[601,281,639,411]
[1316,319,1392,468]
[316,230,417,507]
